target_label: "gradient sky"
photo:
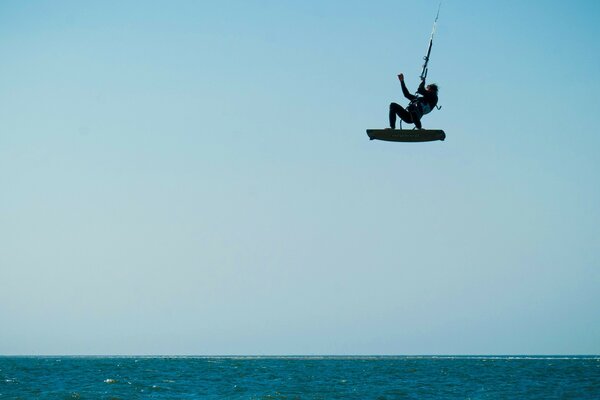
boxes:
[1,0,599,355]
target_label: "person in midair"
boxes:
[389,73,438,129]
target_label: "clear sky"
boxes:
[1,0,599,355]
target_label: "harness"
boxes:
[408,98,433,121]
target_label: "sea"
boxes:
[1,356,599,399]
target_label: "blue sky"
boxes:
[1,0,599,355]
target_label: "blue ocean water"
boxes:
[1,356,599,399]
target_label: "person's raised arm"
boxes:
[398,73,416,101]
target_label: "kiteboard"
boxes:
[366,129,445,142]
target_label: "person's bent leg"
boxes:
[414,117,422,129]
[389,102,412,129]
[389,103,398,128]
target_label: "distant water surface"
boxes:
[1,356,599,399]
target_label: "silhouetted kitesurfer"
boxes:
[389,73,439,129]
